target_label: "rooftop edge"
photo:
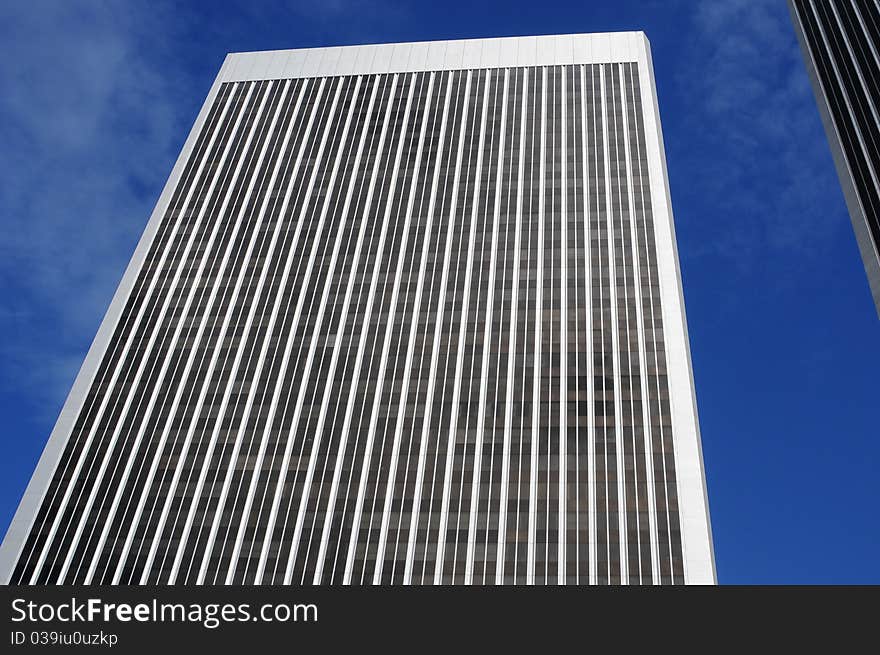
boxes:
[217,31,651,82]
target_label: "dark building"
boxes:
[0,33,715,585]
[789,0,880,316]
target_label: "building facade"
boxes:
[0,33,715,585]
[789,0,880,316]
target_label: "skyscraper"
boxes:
[0,32,715,585]
[789,0,880,316]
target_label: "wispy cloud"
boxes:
[668,0,848,275]
[0,0,410,424]
[0,1,195,417]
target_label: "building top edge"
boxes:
[218,31,650,82]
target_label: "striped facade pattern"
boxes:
[789,0,880,314]
[11,62,685,585]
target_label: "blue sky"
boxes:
[1,0,877,584]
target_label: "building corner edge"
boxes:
[0,54,232,585]
[635,32,718,585]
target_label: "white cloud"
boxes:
[669,0,849,273]
[0,0,411,423]
[0,1,195,417]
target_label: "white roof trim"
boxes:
[219,32,649,82]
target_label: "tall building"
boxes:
[789,0,880,316]
[0,33,715,585]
